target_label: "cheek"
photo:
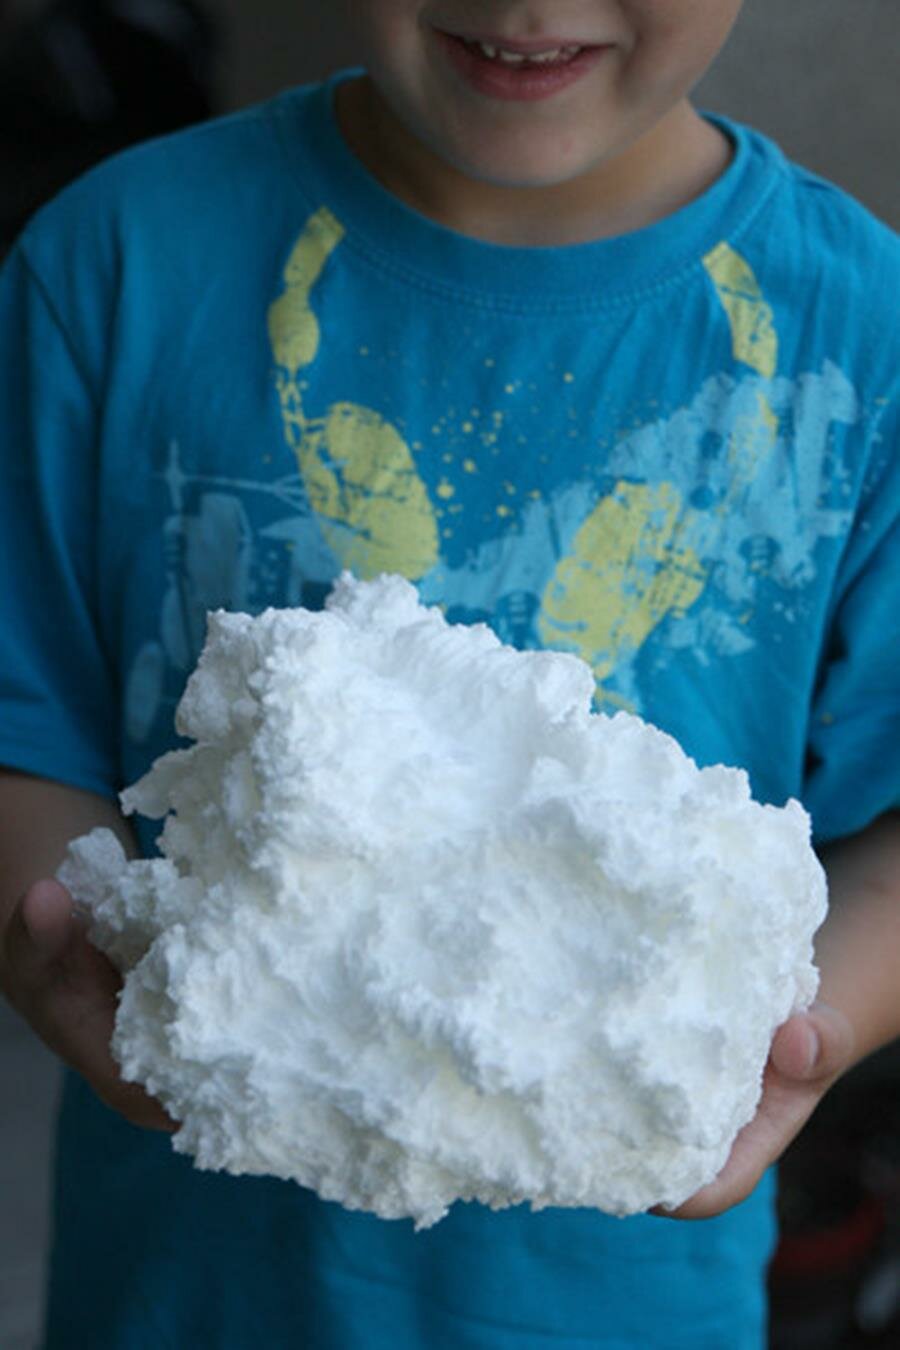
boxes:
[351,1,428,50]
[622,1,743,97]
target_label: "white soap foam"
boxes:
[59,573,827,1228]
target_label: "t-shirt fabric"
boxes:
[1,70,898,1350]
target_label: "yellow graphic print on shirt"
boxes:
[264,214,814,711]
[702,242,781,502]
[126,224,857,748]
[538,483,707,686]
[268,207,440,579]
[702,241,777,378]
[538,245,780,693]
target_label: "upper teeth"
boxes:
[476,42,577,63]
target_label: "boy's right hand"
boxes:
[0,876,177,1132]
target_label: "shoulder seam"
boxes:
[71,100,277,175]
[723,146,790,253]
[782,158,897,237]
[15,245,102,413]
[268,96,335,220]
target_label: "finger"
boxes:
[41,943,179,1133]
[93,1075,180,1134]
[658,1007,855,1221]
[4,882,178,1133]
[3,878,80,984]
[770,1001,856,1085]
[51,967,179,1133]
[4,879,119,1028]
[659,1099,786,1220]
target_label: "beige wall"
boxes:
[207,0,898,229]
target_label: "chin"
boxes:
[467,164,584,191]
[442,141,596,193]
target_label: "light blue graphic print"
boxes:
[123,441,335,743]
[123,213,864,744]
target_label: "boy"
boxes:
[1,2,898,1345]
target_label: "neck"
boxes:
[336,77,733,247]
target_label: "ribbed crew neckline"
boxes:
[273,69,784,313]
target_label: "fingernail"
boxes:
[801,1024,821,1076]
[22,885,59,941]
[22,883,71,953]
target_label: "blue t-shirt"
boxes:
[1,70,899,1350]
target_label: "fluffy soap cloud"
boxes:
[59,574,827,1228]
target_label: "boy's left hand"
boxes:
[658,1000,856,1220]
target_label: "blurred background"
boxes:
[0,2,898,1347]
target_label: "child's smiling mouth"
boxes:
[433,28,611,101]
[457,37,587,65]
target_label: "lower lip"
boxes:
[435,32,609,102]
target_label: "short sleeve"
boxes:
[804,410,900,843]
[0,241,119,797]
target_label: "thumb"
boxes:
[770,1001,856,1085]
[3,878,84,982]
[21,878,81,956]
